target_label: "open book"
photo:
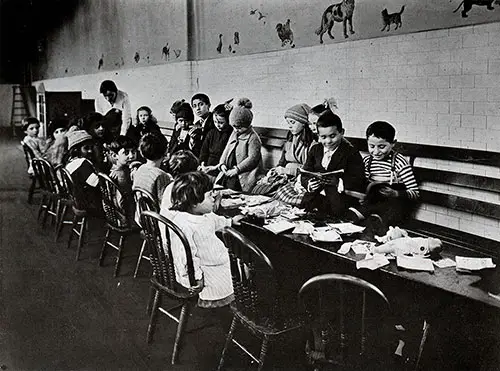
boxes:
[298,168,344,186]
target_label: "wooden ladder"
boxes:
[10,85,30,137]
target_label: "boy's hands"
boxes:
[225,168,238,178]
[189,278,204,293]
[307,178,322,192]
[378,185,399,198]
[231,214,245,226]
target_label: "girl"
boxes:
[161,171,243,308]
[44,118,69,167]
[198,102,233,171]
[168,102,203,157]
[216,98,262,192]
[64,130,102,214]
[127,106,164,146]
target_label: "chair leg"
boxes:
[147,289,161,344]
[257,335,270,371]
[134,240,147,278]
[171,301,191,365]
[67,214,77,249]
[53,199,62,239]
[41,196,51,227]
[28,177,36,204]
[217,316,237,371]
[99,228,110,266]
[55,203,68,242]
[38,194,46,222]
[414,320,431,371]
[113,234,125,277]
[75,216,87,262]
[146,286,155,314]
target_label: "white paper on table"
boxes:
[220,198,245,209]
[292,221,315,235]
[263,220,296,234]
[338,242,352,254]
[310,229,342,243]
[351,240,375,255]
[455,256,496,271]
[356,253,390,270]
[433,258,456,268]
[397,256,435,272]
[327,222,365,235]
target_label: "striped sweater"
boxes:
[363,152,419,200]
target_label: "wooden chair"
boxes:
[98,173,140,277]
[139,210,203,365]
[132,188,158,278]
[31,158,59,229]
[298,273,397,371]
[21,141,39,204]
[216,226,303,371]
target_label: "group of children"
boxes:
[21,91,420,310]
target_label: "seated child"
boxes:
[160,150,199,210]
[168,102,203,157]
[300,110,366,217]
[216,98,262,192]
[133,133,173,222]
[44,118,69,167]
[191,93,215,143]
[127,106,165,146]
[348,121,419,231]
[108,135,137,227]
[199,102,233,171]
[64,130,102,214]
[160,171,244,308]
[21,117,45,159]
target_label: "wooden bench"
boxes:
[159,122,500,256]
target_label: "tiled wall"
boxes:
[35,22,500,241]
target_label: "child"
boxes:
[300,110,366,216]
[168,102,203,157]
[108,135,137,226]
[64,130,102,214]
[160,171,244,308]
[198,102,233,171]
[21,117,45,159]
[348,121,419,232]
[160,150,199,210]
[169,99,186,122]
[133,132,173,210]
[191,93,215,142]
[44,118,69,167]
[127,106,164,146]
[308,97,339,136]
[216,98,262,192]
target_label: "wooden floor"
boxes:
[0,135,306,371]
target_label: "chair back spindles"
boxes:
[97,172,131,230]
[133,189,158,214]
[140,210,198,290]
[299,274,391,369]
[32,158,59,194]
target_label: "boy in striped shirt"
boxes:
[349,121,419,233]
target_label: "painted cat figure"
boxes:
[453,0,494,17]
[315,0,355,43]
[381,5,405,31]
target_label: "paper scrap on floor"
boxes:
[433,258,456,268]
[263,220,296,234]
[455,256,496,272]
[328,222,365,235]
[356,253,390,270]
[397,256,434,272]
[350,240,375,255]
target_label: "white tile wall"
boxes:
[34,22,500,241]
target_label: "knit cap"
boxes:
[229,98,253,127]
[67,130,93,151]
[285,103,311,126]
[175,102,194,122]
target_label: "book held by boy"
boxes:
[298,168,344,186]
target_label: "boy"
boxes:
[108,135,137,226]
[348,121,419,233]
[21,117,45,159]
[300,110,366,217]
[191,93,215,143]
[168,102,202,157]
[133,132,173,210]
